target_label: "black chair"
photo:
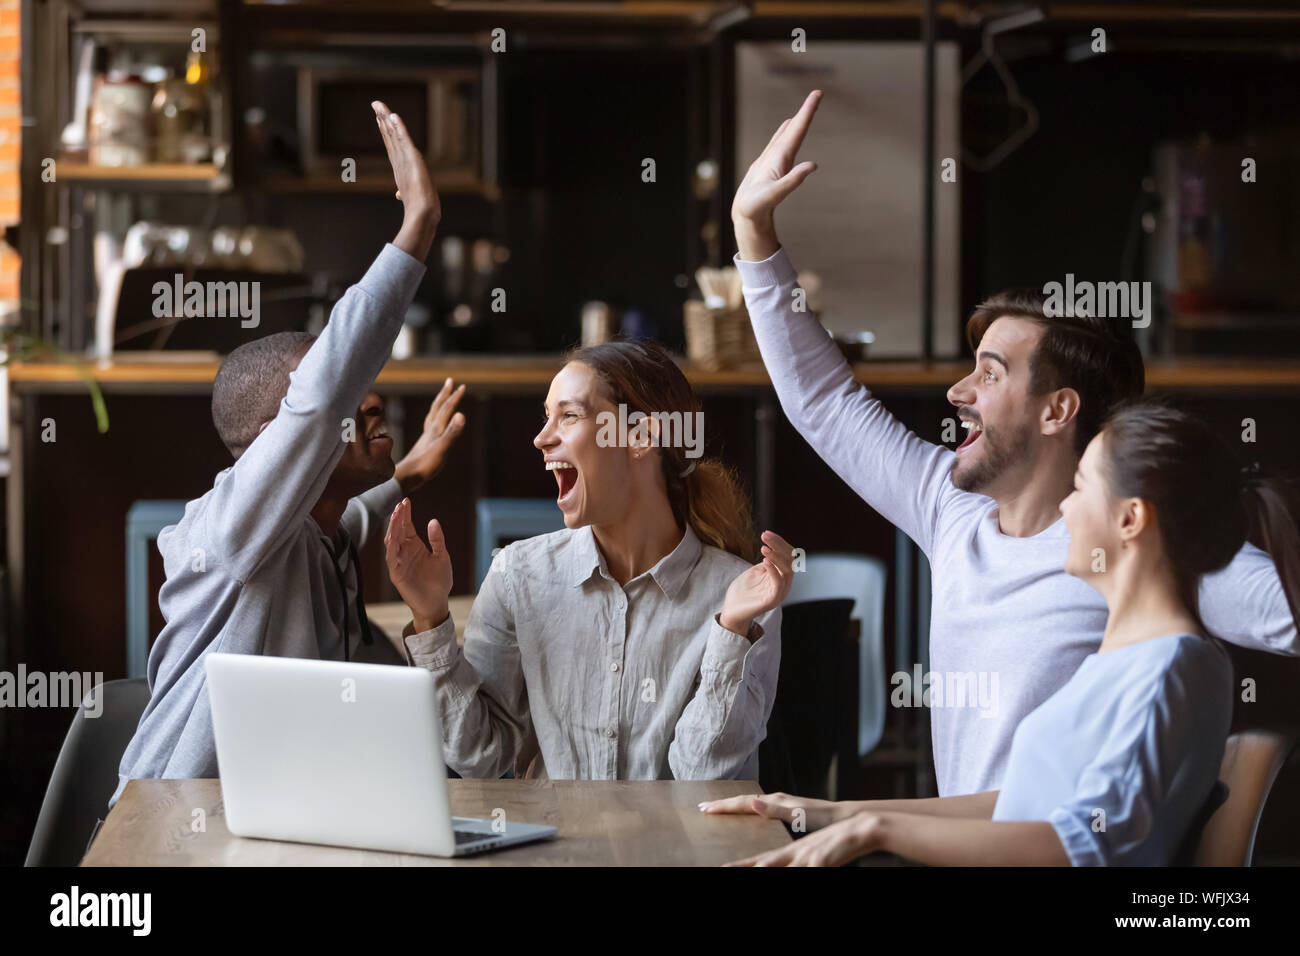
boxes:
[25,678,151,867]
[759,598,856,800]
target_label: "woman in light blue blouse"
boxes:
[704,400,1300,865]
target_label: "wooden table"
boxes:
[82,778,791,866]
[367,596,475,653]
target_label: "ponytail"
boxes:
[1241,474,1300,629]
[669,458,756,563]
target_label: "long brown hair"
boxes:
[1101,399,1300,632]
[566,339,757,562]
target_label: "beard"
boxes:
[951,417,1035,494]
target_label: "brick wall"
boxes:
[0,0,19,306]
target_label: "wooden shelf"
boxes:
[260,173,498,198]
[10,355,1300,394]
[1171,310,1300,331]
[55,162,229,191]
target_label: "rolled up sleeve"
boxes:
[668,608,781,780]
[403,552,532,779]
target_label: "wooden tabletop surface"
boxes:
[82,778,790,867]
[368,596,473,653]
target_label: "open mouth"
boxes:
[956,418,983,453]
[546,459,578,505]
[368,429,391,446]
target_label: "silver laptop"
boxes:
[205,652,556,857]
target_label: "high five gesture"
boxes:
[731,89,823,261]
[371,99,440,262]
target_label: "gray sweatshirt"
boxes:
[112,243,425,807]
[734,246,1298,797]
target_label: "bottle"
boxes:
[180,49,211,162]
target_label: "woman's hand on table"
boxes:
[698,790,850,831]
[719,530,796,640]
[724,810,885,867]
[384,497,452,632]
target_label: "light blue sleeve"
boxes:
[340,477,404,549]
[202,244,424,581]
[1047,641,1231,866]
[1200,541,1298,656]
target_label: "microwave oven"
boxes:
[297,66,481,184]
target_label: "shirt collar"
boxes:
[568,524,703,600]
[568,526,605,588]
[648,525,703,600]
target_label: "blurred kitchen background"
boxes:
[5,0,1300,865]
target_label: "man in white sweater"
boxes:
[730,90,1298,798]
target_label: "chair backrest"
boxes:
[760,598,855,799]
[1172,780,1229,865]
[475,499,566,587]
[25,678,151,867]
[1194,729,1296,866]
[785,553,888,757]
[125,500,187,678]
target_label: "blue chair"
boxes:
[784,552,889,775]
[475,499,566,587]
[125,501,186,679]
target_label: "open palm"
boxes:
[731,89,822,226]
[372,100,440,222]
[719,530,796,638]
[384,497,452,631]
[395,378,467,490]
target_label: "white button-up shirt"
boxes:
[404,525,781,781]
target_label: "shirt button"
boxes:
[605,728,616,738]
[610,662,620,672]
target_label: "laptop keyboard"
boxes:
[454,829,489,845]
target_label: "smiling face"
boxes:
[1059,431,1122,584]
[533,361,638,528]
[268,348,395,497]
[331,389,396,491]
[946,316,1049,496]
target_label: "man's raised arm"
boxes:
[732,91,957,558]
[206,102,438,580]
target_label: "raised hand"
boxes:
[384,497,452,633]
[394,378,468,493]
[698,791,850,831]
[731,90,822,261]
[718,530,796,640]
[371,99,440,261]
